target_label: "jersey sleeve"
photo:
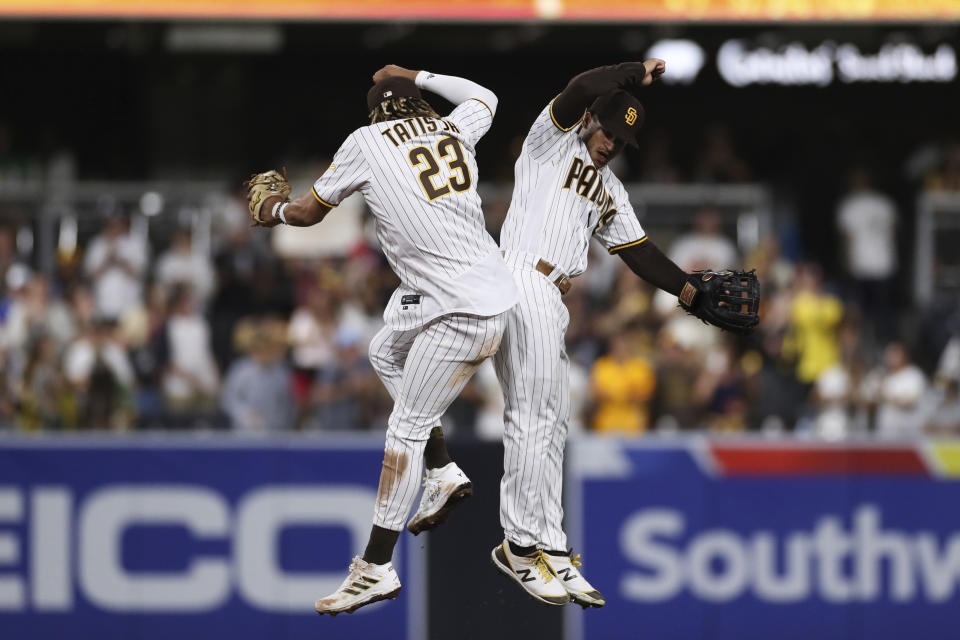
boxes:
[523,97,582,164]
[311,132,369,208]
[594,180,647,254]
[446,99,495,147]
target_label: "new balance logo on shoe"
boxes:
[491,543,571,606]
[558,568,576,582]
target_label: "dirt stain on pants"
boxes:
[377,449,409,504]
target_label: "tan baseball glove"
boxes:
[244,169,291,226]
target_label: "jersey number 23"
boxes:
[408,136,472,201]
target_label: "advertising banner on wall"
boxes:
[644,38,958,87]
[0,437,424,640]
[566,439,960,640]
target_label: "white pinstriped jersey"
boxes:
[499,99,647,277]
[312,99,517,331]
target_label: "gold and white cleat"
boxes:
[491,541,570,606]
[548,550,605,608]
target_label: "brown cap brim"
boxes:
[367,77,421,112]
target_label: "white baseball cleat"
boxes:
[491,541,570,606]
[548,550,605,608]
[407,462,473,535]
[314,556,401,616]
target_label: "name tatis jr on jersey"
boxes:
[562,156,616,214]
[380,116,462,147]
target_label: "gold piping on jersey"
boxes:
[607,236,648,254]
[469,97,495,118]
[311,187,336,209]
[549,95,584,132]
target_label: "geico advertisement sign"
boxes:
[621,504,960,603]
[0,484,375,613]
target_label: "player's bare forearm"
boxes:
[262,192,331,227]
[552,59,665,128]
[373,64,419,83]
[616,240,686,297]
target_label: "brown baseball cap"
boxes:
[366,76,421,111]
[588,90,645,148]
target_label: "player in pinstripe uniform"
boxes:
[248,65,517,616]
[486,59,700,607]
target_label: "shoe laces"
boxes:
[532,550,554,583]
[342,556,364,590]
[570,551,583,568]
[422,476,442,501]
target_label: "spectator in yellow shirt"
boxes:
[785,264,844,384]
[590,332,656,435]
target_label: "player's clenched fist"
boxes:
[372,64,419,83]
[641,58,665,85]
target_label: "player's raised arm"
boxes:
[416,71,498,116]
[373,64,498,116]
[551,58,665,129]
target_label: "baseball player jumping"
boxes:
[480,59,759,607]
[245,65,518,616]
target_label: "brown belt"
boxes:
[535,258,572,295]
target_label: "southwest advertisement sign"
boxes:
[567,439,960,640]
[0,437,424,640]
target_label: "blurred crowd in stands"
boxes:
[1,129,960,439]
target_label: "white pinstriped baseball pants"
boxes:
[493,268,570,551]
[368,311,507,531]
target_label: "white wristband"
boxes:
[271,201,288,224]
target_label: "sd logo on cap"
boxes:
[588,90,645,148]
